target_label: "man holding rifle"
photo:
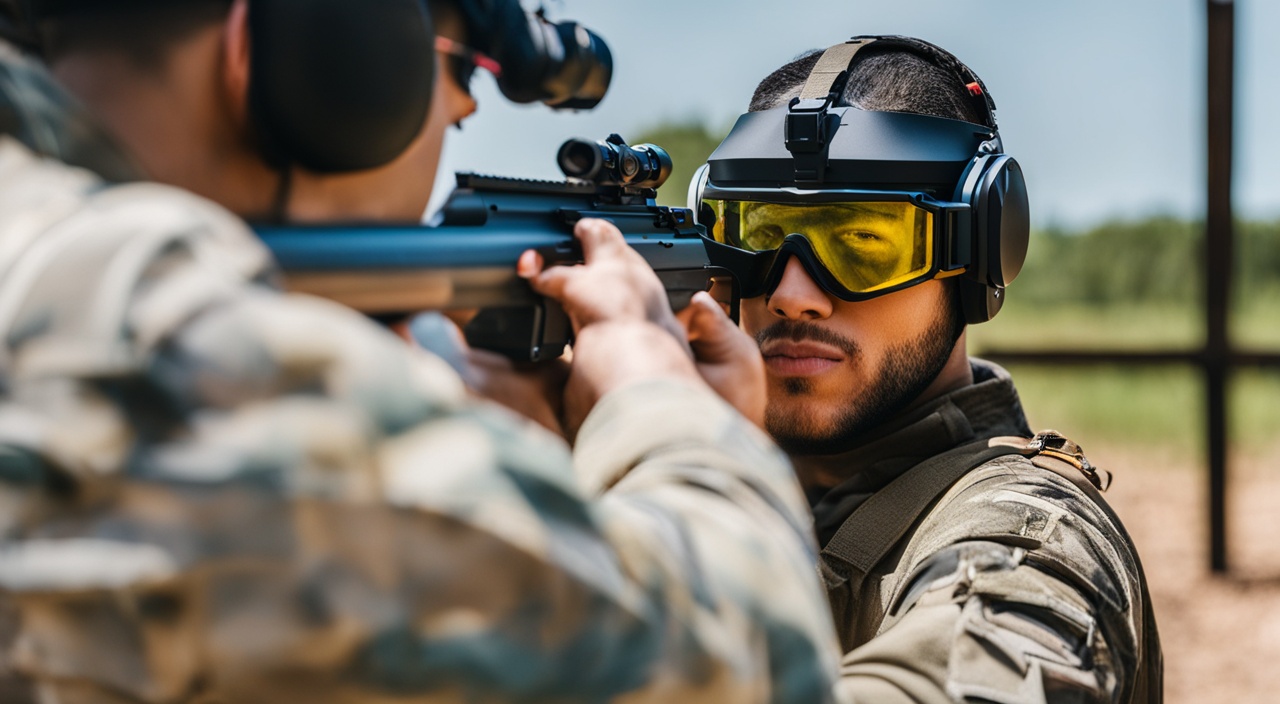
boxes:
[0,1,842,701]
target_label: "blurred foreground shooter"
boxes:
[0,1,844,701]
[693,36,1162,702]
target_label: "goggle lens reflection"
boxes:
[704,200,934,294]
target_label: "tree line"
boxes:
[1019,218,1280,308]
[634,120,1280,310]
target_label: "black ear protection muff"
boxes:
[691,35,1029,324]
[953,143,1029,323]
[21,0,611,175]
[891,35,1030,324]
[19,0,436,174]
[248,0,434,173]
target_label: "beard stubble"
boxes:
[759,296,964,456]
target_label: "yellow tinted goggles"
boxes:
[704,199,936,295]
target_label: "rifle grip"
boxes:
[463,301,572,362]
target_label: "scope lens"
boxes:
[620,152,640,178]
[557,140,603,180]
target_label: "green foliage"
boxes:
[974,217,1280,452]
[1003,364,1280,457]
[632,114,1280,315]
[1237,220,1280,293]
[968,300,1204,351]
[1015,216,1280,311]
[1015,217,1202,307]
[1005,364,1203,453]
[631,120,726,207]
[633,117,1280,455]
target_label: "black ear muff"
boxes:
[973,155,1029,288]
[247,0,434,173]
[955,153,1029,324]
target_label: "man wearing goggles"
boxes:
[695,36,1161,703]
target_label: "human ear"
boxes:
[221,0,252,126]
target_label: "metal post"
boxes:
[1205,0,1234,574]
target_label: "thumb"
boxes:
[685,291,745,356]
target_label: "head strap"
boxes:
[798,38,873,101]
[785,39,878,184]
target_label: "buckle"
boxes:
[785,97,839,184]
[785,99,830,153]
[1028,430,1112,491]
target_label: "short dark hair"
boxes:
[748,39,987,125]
[748,37,985,331]
[28,1,232,67]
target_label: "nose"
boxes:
[767,256,833,321]
[451,91,478,127]
[458,93,478,121]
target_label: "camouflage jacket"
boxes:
[796,361,1160,703]
[0,51,843,701]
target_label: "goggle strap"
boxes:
[434,35,503,77]
[799,39,875,101]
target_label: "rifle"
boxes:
[255,135,736,362]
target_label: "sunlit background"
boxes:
[434,0,1280,226]
[433,3,1280,701]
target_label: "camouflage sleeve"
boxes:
[834,458,1140,703]
[0,144,842,703]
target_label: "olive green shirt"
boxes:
[797,361,1159,703]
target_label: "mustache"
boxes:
[754,320,860,357]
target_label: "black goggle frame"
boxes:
[700,184,975,302]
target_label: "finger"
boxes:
[517,249,545,279]
[684,291,735,345]
[525,262,576,302]
[573,218,628,263]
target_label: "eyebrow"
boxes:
[746,204,903,227]
[829,205,900,225]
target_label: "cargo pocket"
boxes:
[944,559,1116,703]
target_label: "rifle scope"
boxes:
[557,133,672,189]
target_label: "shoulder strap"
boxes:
[821,439,1018,578]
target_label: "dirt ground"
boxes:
[1089,443,1280,703]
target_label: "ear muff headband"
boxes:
[849,35,999,130]
[248,0,434,173]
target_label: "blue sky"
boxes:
[432,0,1278,231]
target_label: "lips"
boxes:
[760,340,846,377]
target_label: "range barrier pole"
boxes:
[1205,0,1235,574]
